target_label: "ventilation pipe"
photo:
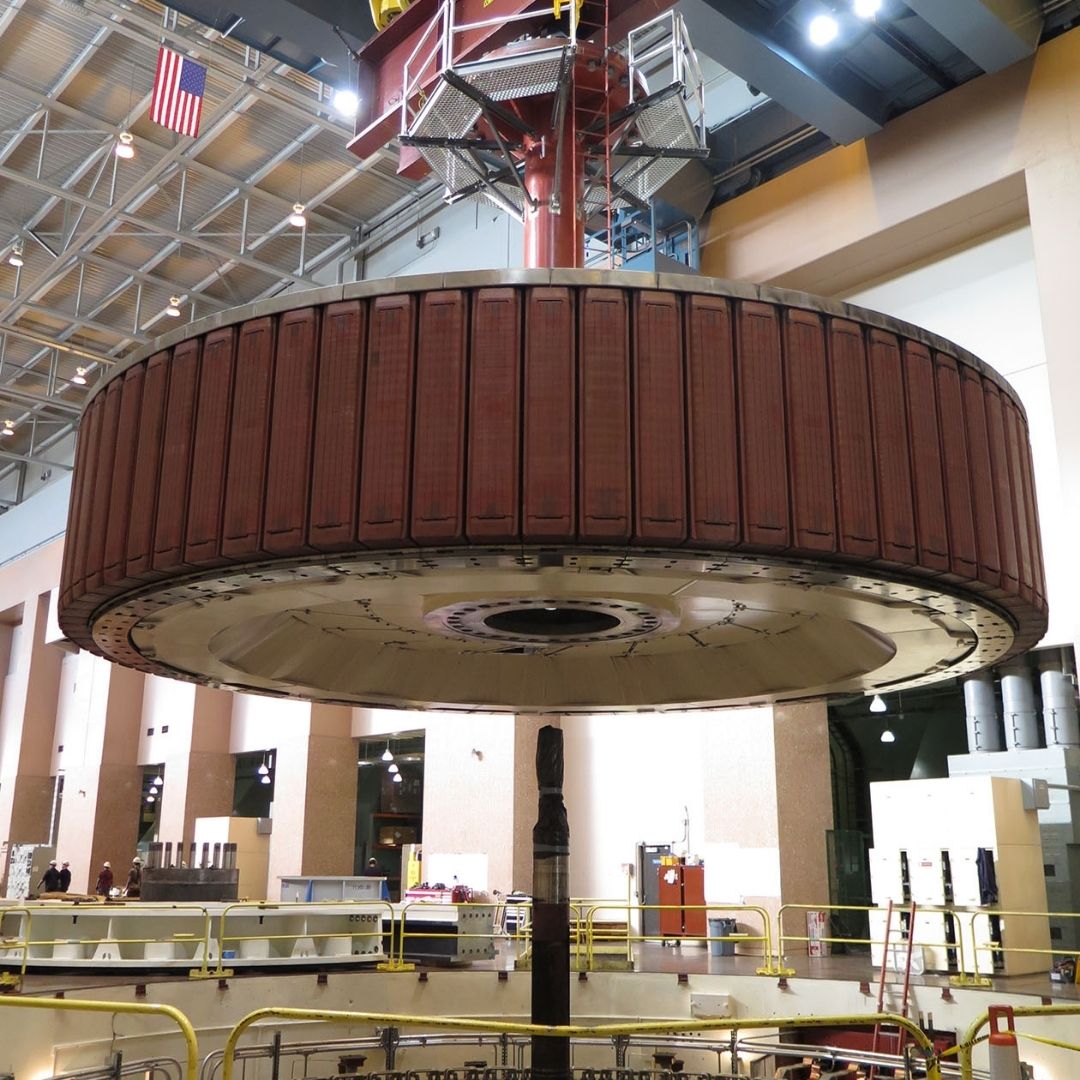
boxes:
[963,672,1004,752]
[1038,649,1080,748]
[999,659,1040,749]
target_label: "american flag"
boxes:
[150,46,207,137]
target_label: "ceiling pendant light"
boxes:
[808,13,839,46]
[289,141,307,227]
[115,131,135,159]
[146,794,156,803]
[381,741,394,763]
[260,774,271,785]
[8,240,23,268]
[152,774,164,786]
[72,366,88,385]
[392,771,403,784]
[388,762,399,774]
[149,784,158,795]
[165,296,182,317]
[869,694,887,713]
[880,727,896,744]
[257,762,269,776]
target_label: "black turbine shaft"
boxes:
[531,724,571,1080]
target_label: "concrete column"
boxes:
[422,713,524,894]
[157,685,236,850]
[702,701,834,954]
[772,701,834,936]
[54,659,145,893]
[1027,148,1080,658]
[0,593,64,870]
[301,704,358,875]
[263,702,358,893]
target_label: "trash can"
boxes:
[708,917,737,956]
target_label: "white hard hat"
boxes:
[103,861,111,867]
[133,856,142,863]
[49,859,57,865]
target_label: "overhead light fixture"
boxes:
[880,727,896,744]
[1,421,14,438]
[165,296,182,317]
[146,794,156,803]
[8,241,23,268]
[149,784,158,795]
[853,0,882,17]
[72,367,88,385]
[808,13,840,45]
[152,774,164,786]
[388,763,399,774]
[869,695,887,713]
[392,772,403,784]
[257,762,269,776]
[288,202,307,228]
[115,131,135,159]
[381,742,394,763]
[332,88,359,117]
[260,774,271,785]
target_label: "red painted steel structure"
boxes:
[59,273,1048,700]
[349,1,655,267]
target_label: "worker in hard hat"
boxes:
[95,861,113,897]
[37,859,61,894]
[125,856,142,898]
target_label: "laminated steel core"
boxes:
[58,271,1048,712]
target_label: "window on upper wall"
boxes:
[233,750,275,818]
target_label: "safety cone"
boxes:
[987,1005,1022,1080]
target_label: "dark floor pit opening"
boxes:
[483,607,622,637]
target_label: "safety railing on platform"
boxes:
[0,903,214,987]
[966,907,1080,987]
[400,0,581,137]
[777,900,980,985]
[0,995,199,1079]
[208,899,396,978]
[579,903,783,975]
[395,900,503,968]
[220,1008,944,1080]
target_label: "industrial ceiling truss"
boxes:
[0,0,421,506]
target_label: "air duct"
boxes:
[999,660,1040,750]
[1039,651,1080,748]
[963,672,1003,752]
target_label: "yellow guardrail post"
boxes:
[0,905,31,989]
[221,1009,941,1080]
[0,995,199,1078]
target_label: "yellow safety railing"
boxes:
[1,903,214,987]
[777,901,977,985]
[0,995,199,1078]
[580,903,785,976]
[208,899,398,978]
[221,1009,941,1080]
[396,900,504,968]
[966,908,1080,986]
[953,1003,1080,1080]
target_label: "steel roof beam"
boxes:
[676,0,885,144]
[902,0,1043,73]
